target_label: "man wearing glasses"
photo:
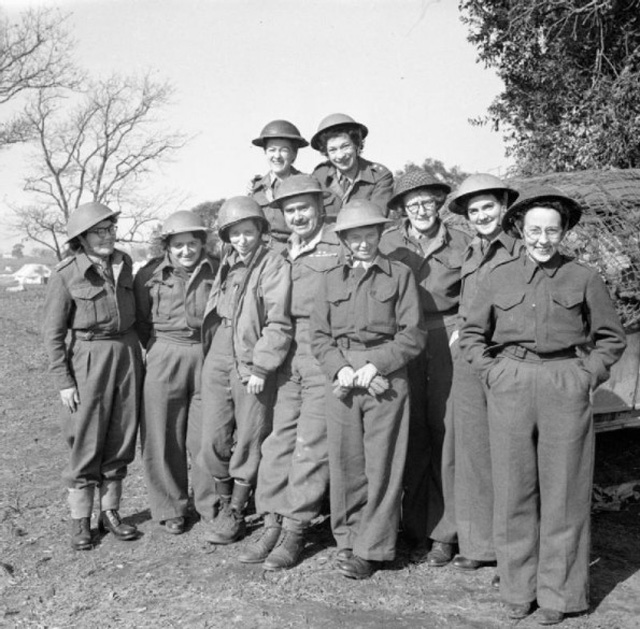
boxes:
[380,170,471,565]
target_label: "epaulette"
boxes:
[251,173,263,182]
[55,256,75,271]
[141,255,164,268]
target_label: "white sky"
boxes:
[0,0,510,253]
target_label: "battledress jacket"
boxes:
[43,249,136,390]
[201,243,292,380]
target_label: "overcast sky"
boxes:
[0,0,510,253]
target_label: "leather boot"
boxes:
[263,519,306,571]
[238,513,282,563]
[204,479,250,545]
[70,517,92,551]
[98,510,138,540]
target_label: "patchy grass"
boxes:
[1,288,639,628]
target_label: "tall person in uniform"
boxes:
[198,197,292,546]
[379,170,471,566]
[134,211,219,535]
[311,199,426,580]
[460,186,626,625]
[445,175,520,581]
[239,174,342,570]
[43,202,143,550]
[311,113,393,221]
[248,119,309,246]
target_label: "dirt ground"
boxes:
[1,287,639,629]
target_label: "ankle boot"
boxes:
[238,513,282,563]
[70,517,92,551]
[263,520,306,571]
[204,479,250,544]
[98,510,138,540]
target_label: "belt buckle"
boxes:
[513,345,527,359]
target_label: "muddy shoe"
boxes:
[238,514,282,563]
[70,517,92,551]
[204,503,246,545]
[538,609,564,625]
[506,602,532,620]
[263,529,305,571]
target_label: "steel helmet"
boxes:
[217,196,269,242]
[65,202,120,243]
[448,174,519,215]
[388,170,452,209]
[161,210,209,240]
[502,185,582,237]
[252,120,309,148]
[310,113,369,151]
[333,199,391,234]
[271,174,328,206]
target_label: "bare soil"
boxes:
[1,287,639,629]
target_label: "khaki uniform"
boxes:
[311,255,426,560]
[134,253,218,521]
[255,227,342,525]
[43,250,142,506]
[380,220,471,545]
[197,244,292,516]
[460,250,626,612]
[313,157,393,220]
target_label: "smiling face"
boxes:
[342,225,381,262]
[79,219,117,258]
[466,192,504,239]
[326,133,358,177]
[168,232,204,270]
[264,138,296,178]
[227,219,262,258]
[281,193,322,241]
[522,206,565,263]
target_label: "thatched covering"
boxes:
[508,169,640,331]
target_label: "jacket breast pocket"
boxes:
[367,285,397,334]
[493,291,526,338]
[150,278,178,320]
[70,284,108,328]
[550,291,584,337]
[327,285,353,331]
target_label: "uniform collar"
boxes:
[342,252,391,276]
[522,249,563,281]
[330,157,374,185]
[76,249,125,278]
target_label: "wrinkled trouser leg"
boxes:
[453,353,495,561]
[141,339,204,521]
[62,332,142,492]
[327,367,409,562]
[256,327,328,524]
[488,356,592,612]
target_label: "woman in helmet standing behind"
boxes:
[249,119,309,246]
[134,211,219,535]
[43,202,142,550]
[311,113,394,222]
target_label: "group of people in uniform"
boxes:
[42,113,627,626]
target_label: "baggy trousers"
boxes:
[198,324,274,506]
[327,366,409,561]
[256,321,328,524]
[453,351,495,561]
[403,322,456,544]
[62,331,142,491]
[487,355,593,612]
[141,338,209,521]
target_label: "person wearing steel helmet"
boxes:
[460,186,625,624]
[311,199,426,580]
[133,210,219,536]
[197,196,292,546]
[378,169,471,567]
[444,174,520,582]
[42,202,143,550]
[249,119,309,246]
[238,174,341,571]
[311,113,393,221]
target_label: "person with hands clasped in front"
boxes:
[311,199,426,580]
[197,197,292,546]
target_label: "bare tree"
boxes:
[14,74,189,259]
[0,7,80,146]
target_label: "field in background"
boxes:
[1,287,639,628]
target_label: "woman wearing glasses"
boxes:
[379,170,470,565]
[43,202,143,551]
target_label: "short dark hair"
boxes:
[162,231,207,251]
[512,199,570,232]
[316,125,365,157]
